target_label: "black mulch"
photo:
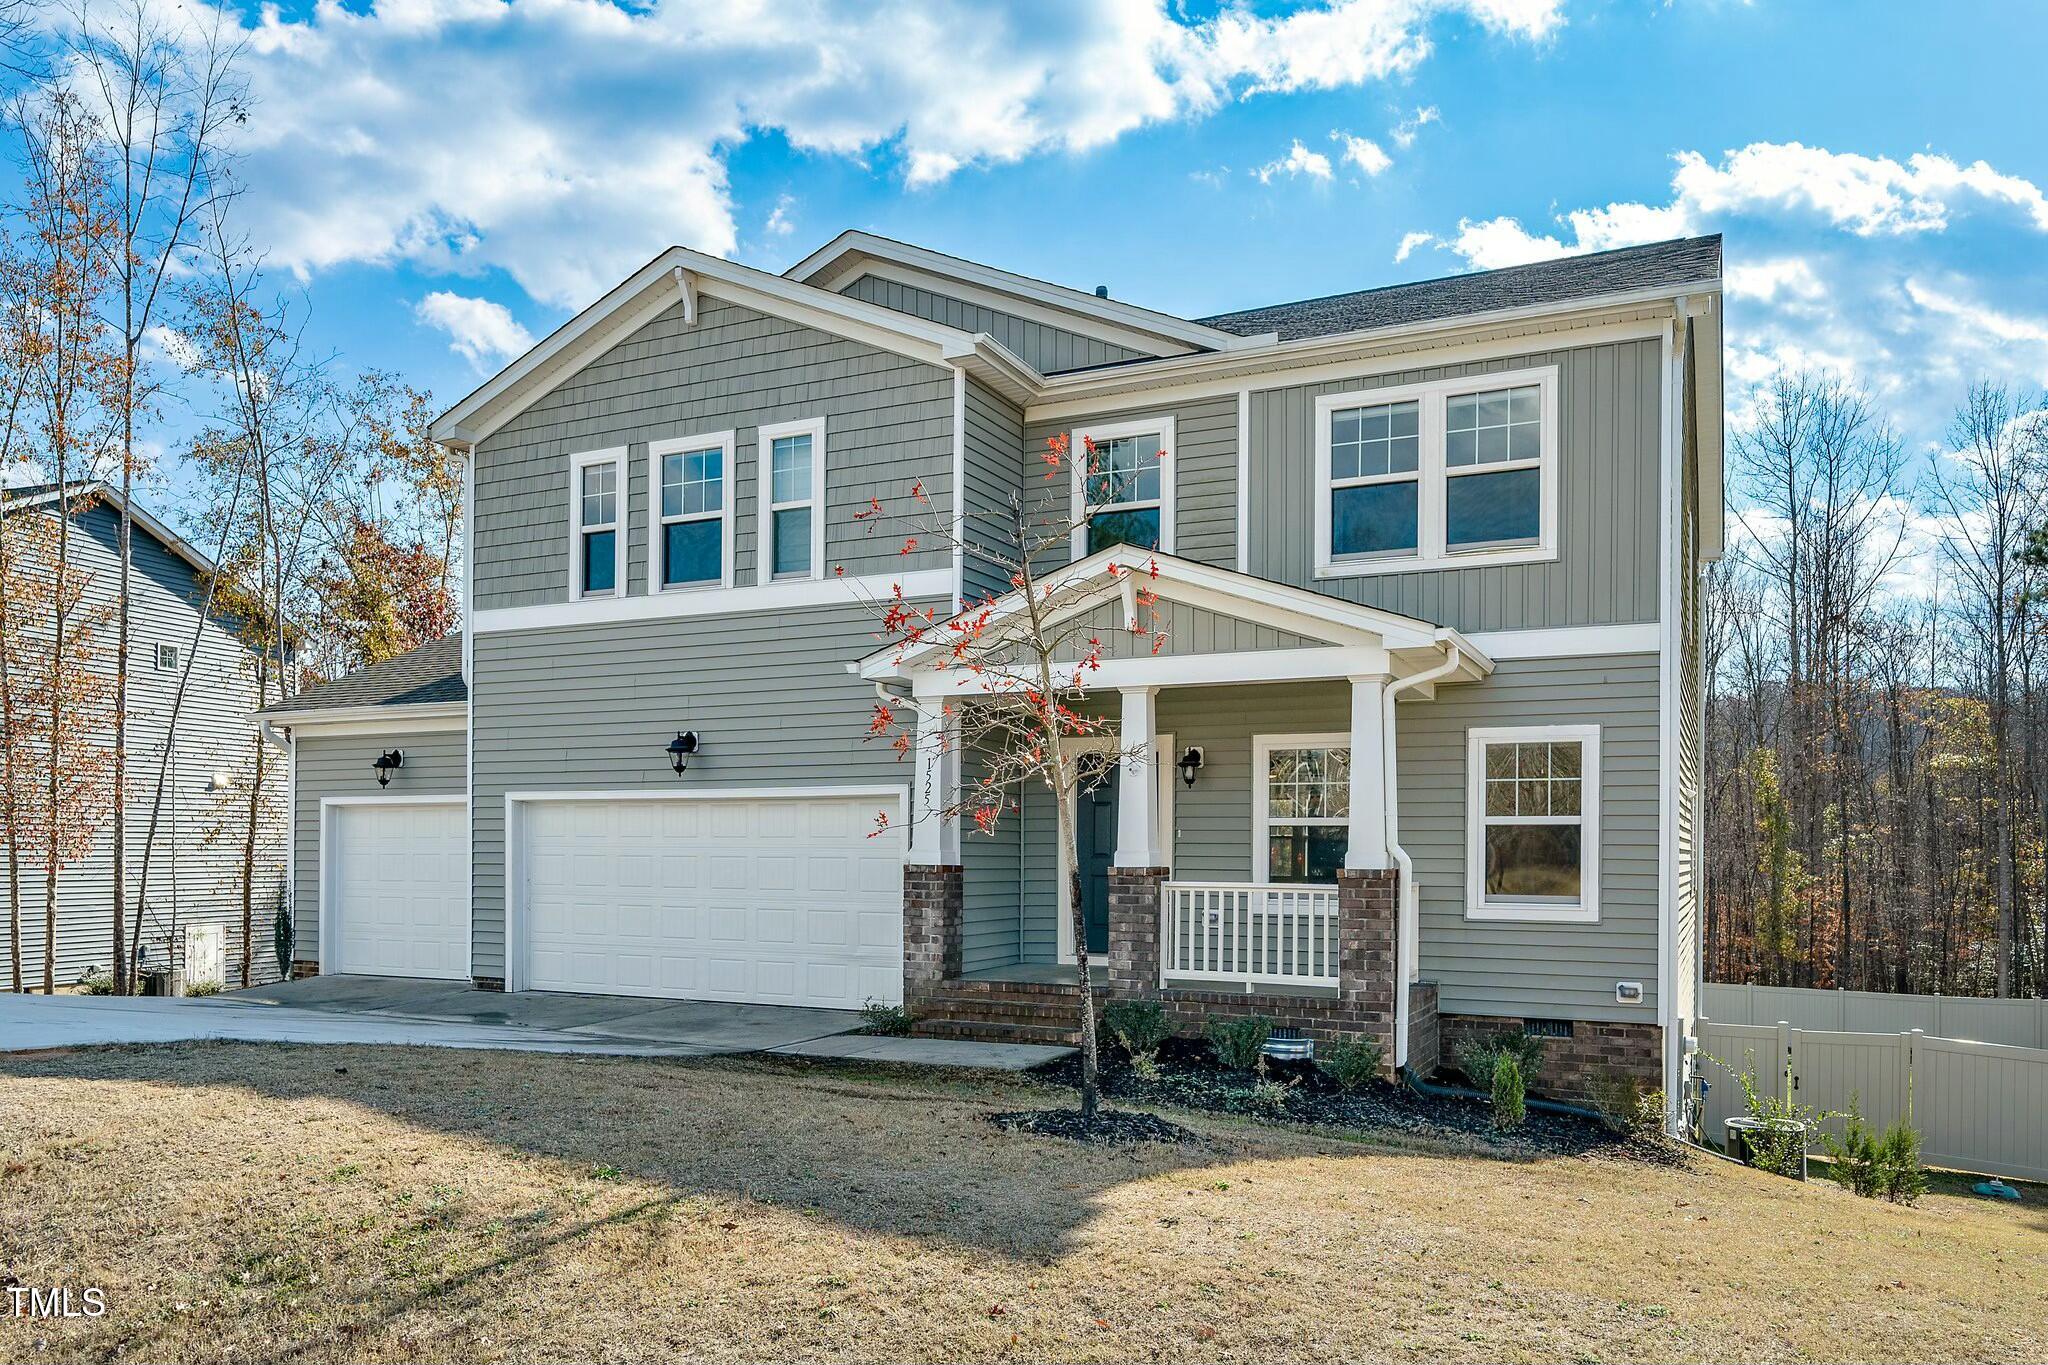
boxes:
[1028,1038,1684,1166]
[986,1107,1200,1146]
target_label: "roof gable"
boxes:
[260,634,465,717]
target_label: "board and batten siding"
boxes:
[1000,663,1661,1022]
[839,273,1150,374]
[289,727,467,965]
[1020,393,1240,572]
[473,294,954,612]
[1238,337,1664,634]
[468,602,931,981]
[0,501,284,989]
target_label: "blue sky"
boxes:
[65,0,2048,481]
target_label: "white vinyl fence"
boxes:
[1703,982,2048,1049]
[1695,1019,2048,1183]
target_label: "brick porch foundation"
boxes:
[902,864,964,1011]
[290,959,319,981]
[1438,1012,1662,1104]
[1407,981,1441,1078]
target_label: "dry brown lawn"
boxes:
[2,1042,2044,1363]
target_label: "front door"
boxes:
[1076,765,1119,955]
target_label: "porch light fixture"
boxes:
[666,731,700,776]
[1177,745,1204,789]
[371,750,404,787]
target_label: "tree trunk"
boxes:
[1055,783,1101,1124]
[112,394,133,993]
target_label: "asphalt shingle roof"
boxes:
[1194,235,1723,343]
[261,634,465,715]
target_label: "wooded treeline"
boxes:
[1707,372,2048,1000]
[0,2,457,992]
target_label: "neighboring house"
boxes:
[265,231,1723,1119]
[0,483,286,991]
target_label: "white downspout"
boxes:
[1383,636,1464,1071]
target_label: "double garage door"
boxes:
[327,795,903,1008]
[519,795,904,1009]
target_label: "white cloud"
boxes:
[414,291,535,372]
[1256,139,1333,184]
[50,0,1559,312]
[1394,229,1434,262]
[764,195,795,237]
[1333,131,1392,176]
[1391,104,1439,149]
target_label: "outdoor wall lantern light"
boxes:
[1178,745,1205,789]
[666,731,700,776]
[372,750,404,787]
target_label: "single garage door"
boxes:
[328,800,469,979]
[519,795,903,1008]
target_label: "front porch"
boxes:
[867,551,1493,1071]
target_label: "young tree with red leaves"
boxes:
[856,431,1171,1125]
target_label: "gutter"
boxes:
[1383,636,1465,1072]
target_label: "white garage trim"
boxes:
[503,786,909,996]
[318,795,470,977]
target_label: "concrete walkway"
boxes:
[0,976,1072,1070]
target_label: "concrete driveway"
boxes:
[0,975,864,1057]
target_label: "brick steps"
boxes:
[913,1017,1081,1046]
[911,978,1091,1046]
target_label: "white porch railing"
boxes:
[1162,882,1340,991]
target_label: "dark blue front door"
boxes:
[1077,766,1119,955]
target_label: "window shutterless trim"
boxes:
[568,446,627,602]
[755,416,826,585]
[1464,722,1601,923]
[646,430,736,594]
[1312,364,1560,580]
[1069,414,1176,562]
[1251,731,1351,882]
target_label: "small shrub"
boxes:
[859,999,915,1036]
[1717,1053,1821,1178]
[1491,1054,1527,1131]
[1321,1035,1385,1091]
[1103,999,1172,1061]
[184,980,223,998]
[1129,1052,1164,1082]
[1823,1096,1926,1204]
[1205,1014,1273,1071]
[1591,1071,1664,1137]
[1247,1076,1294,1116]
[76,968,114,996]
[1456,1031,1545,1091]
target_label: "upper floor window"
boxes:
[757,418,824,583]
[1313,366,1558,579]
[569,447,626,600]
[154,642,180,672]
[1465,724,1600,923]
[650,432,734,592]
[1070,416,1175,560]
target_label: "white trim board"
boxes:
[1463,623,1659,660]
[316,795,469,978]
[500,785,910,994]
[473,567,953,634]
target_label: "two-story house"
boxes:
[263,231,1722,1117]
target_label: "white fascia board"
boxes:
[1024,288,1715,422]
[432,246,980,446]
[261,701,469,735]
[785,230,1249,354]
[474,567,953,635]
[944,335,1044,407]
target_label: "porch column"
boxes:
[1345,674,1389,870]
[907,699,960,867]
[1114,686,1161,867]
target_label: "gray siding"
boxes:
[0,501,285,989]
[468,602,935,979]
[997,664,1662,1022]
[1244,338,1664,633]
[1053,599,1325,662]
[840,273,1150,374]
[475,294,954,611]
[289,726,467,963]
[1021,393,1240,572]
[961,377,1024,605]
[961,742,1019,974]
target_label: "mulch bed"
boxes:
[1029,1038,1683,1165]
[985,1107,1201,1145]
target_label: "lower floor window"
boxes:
[1260,740,1349,883]
[1467,724,1600,921]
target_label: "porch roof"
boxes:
[855,546,1492,694]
